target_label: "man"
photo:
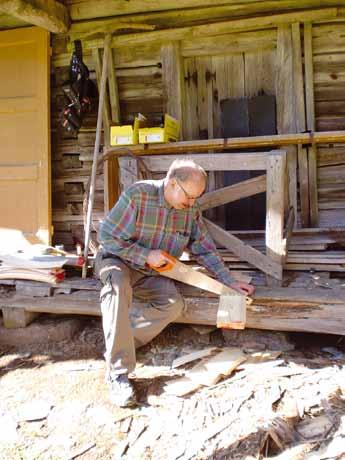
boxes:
[96,159,254,407]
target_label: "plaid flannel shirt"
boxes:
[98,179,235,286]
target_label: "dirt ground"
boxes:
[0,314,344,460]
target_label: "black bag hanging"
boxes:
[60,40,97,135]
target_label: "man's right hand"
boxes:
[146,250,170,268]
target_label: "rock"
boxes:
[17,400,53,422]
[0,412,18,445]
[222,328,295,352]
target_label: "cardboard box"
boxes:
[139,114,180,144]
[110,115,146,146]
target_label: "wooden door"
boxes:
[0,27,51,245]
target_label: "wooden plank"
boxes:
[199,174,266,211]
[309,144,319,226]
[161,41,185,139]
[104,131,345,156]
[140,153,268,171]
[304,23,319,226]
[204,218,282,280]
[292,22,307,228]
[291,22,306,133]
[276,25,296,135]
[298,145,310,227]
[183,57,199,140]
[0,0,70,33]
[276,25,297,225]
[79,9,338,49]
[283,206,295,261]
[265,150,286,284]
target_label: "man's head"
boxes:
[164,159,207,210]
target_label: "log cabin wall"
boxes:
[50,4,345,250]
[314,21,345,228]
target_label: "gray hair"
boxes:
[166,159,207,184]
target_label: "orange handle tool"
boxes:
[148,251,177,272]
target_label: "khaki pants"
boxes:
[95,252,185,376]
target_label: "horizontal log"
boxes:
[141,153,268,171]
[104,131,345,156]
[182,29,276,57]
[0,0,70,33]
[68,1,343,24]
[3,285,345,334]
[78,9,338,49]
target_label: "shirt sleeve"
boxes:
[98,190,150,267]
[187,208,235,287]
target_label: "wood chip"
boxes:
[171,347,218,368]
[186,348,246,386]
[296,415,333,440]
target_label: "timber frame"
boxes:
[117,150,288,283]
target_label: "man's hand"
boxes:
[146,250,171,268]
[229,282,255,296]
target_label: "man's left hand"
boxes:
[229,282,255,296]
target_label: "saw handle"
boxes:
[148,251,177,272]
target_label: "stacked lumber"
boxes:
[0,256,65,284]
[0,245,84,284]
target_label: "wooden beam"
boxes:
[139,153,268,171]
[297,145,310,227]
[161,41,185,139]
[283,206,295,262]
[276,25,297,227]
[179,292,345,335]
[204,218,282,280]
[265,150,286,284]
[291,23,306,133]
[308,143,319,226]
[304,22,319,227]
[103,131,345,157]
[0,0,70,33]
[68,1,343,33]
[79,8,337,49]
[199,174,266,211]
[4,285,345,335]
[304,23,315,132]
[292,22,310,229]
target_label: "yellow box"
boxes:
[138,114,180,144]
[110,116,145,146]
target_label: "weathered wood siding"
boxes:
[50,10,345,249]
[314,22,345,227]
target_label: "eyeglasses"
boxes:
[176,178,203,200]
